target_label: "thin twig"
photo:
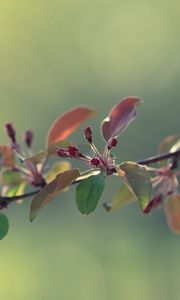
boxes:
[137,149,180,165]
[0,150,179,205]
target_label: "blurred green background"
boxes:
[0,0,180,299]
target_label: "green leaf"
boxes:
[0,214,9,240]
[119,162,152,211]
[30,168,80,222]
[110,183,135,210]
[2,170,23,185]
[76,173,105,215]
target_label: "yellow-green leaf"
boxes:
[45,161,71,183]
[170,139,180,153]
[119,162,152,211]
[110,183,135,210]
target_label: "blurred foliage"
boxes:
[0,0,180,299]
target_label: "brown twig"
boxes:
[0,150,179,206]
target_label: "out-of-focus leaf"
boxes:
[46,161,71,183]
[0,214,9,240]
[24,151,47,166]
[158,135,180,166]
[47,140,71,156]
[30,168,80,222]
[1,170,23,186]
[119,162,152,211]
[101,97,141,142]
[159,134,180,154]
[0,145,16,168]
[5,182,26,198]
[15,182,27,204]
[170,139,180,153]
[1,170,26,202]
[165,194,180,234]
[46,106,97,145]
[76,173,105,215]
[110,183,135,210]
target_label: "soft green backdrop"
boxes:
[0,1,180,299]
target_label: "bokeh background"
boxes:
[1,1,180,299]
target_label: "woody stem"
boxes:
[0,149,179,205]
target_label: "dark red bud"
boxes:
[84,126,92,143]
[5,123,16,143]
[56,148,68,157]
[90,157,100,166]
[24,130,33,148]
[107,138,117,149]
[68,146,80,157]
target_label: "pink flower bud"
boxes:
[84,126,92,143]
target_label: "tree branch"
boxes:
[0,149,179,206]
[137,149,180,166]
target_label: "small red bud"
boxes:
[24,130,33,148]
[107,138,117,149]
[84,126,92,143]
[68,146,80,157]
[5,123,16,143]
[57,148,68,157]
[90,157,100,166]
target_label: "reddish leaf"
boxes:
[143,194,162,214]
[101,97,141,141]
[30,168,80,221]
[165,194,180,234]
[0,145,16,168]
[46,106,97,145]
